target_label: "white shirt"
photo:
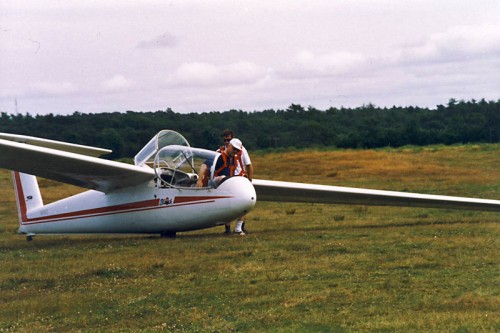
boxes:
[235,146,251,175]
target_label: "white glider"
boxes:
[0,130,498,240]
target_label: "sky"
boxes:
[1,0,499,115]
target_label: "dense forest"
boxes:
[0,99,498,159]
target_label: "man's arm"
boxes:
[241,147,253,181]
[196,163,209,187]
[246,163,254,181]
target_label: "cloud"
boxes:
[137,33,178,49]
[400,24,500,64]
[277,50,368,80]
[271,23,500,104]
[101,75,134,92]
[28,81,78,97]
[169,61,268,87]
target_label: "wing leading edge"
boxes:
[0,138,155,193]
[0,133,112,157]
[252,179,500,212]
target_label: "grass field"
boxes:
[0,144,499,332]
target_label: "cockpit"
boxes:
[134,130,220,188]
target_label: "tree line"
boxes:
[0,98,498,159]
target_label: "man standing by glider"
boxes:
[218,129,253,235]
[196,137,240,188]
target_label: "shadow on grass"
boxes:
[0,228,247,251]
[0,234,159,251]
[244,218,495,235]
[348,219,487,229]
[1,217,497,251]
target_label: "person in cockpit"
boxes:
[196,138,242,188]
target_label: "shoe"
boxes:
[223,230,231,235]
[234,230,245,236]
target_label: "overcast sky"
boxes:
[1,0,499,115]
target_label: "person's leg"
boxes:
[234,215,246,235]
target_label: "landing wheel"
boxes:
[26,235,34,242]
[160,231,177,238]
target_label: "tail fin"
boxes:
[12,171,43,230]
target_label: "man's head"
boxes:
[227,138,242,157]
[222,129,235,146]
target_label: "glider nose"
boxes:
[218,176,256,215]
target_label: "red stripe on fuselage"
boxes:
[173,196,231,204]
[21,198,160,224]
[13,172,28,222]
[19,193,234,225]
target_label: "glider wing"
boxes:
[0,133,112,157]
[252,179,500,212]
[0,138,155,193]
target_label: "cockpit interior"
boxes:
[134,130,220,188]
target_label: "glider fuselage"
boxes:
[14,172,256,236]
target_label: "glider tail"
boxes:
[12,171,43,231]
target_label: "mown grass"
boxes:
[0,144,499,332]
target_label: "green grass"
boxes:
[0,144,499,332]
